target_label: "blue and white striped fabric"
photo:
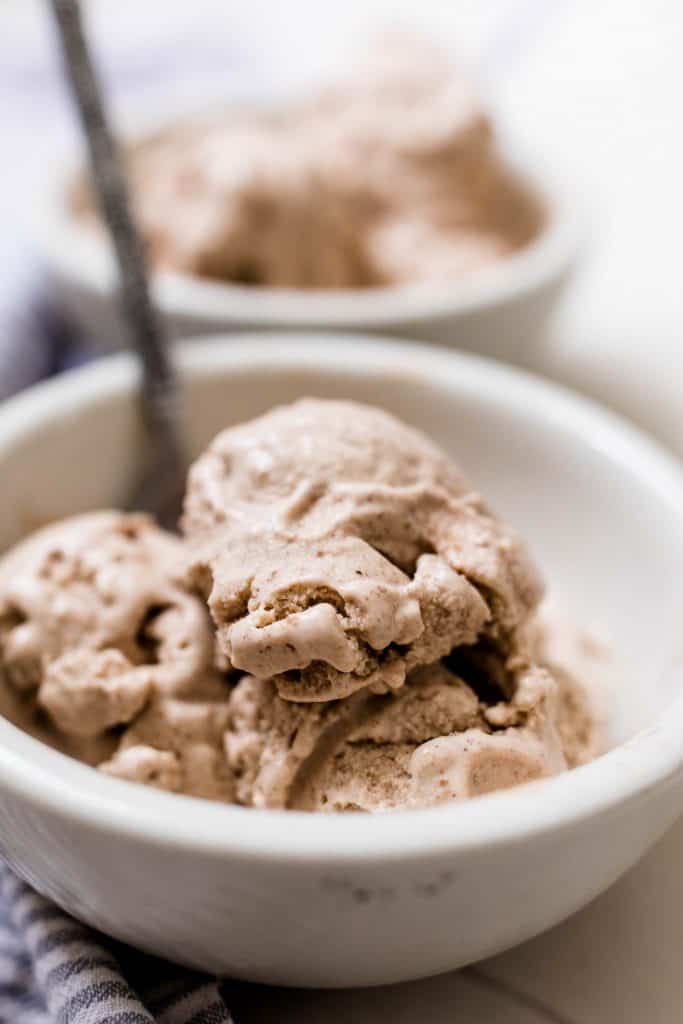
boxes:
[0,863,233,1024]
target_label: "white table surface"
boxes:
[3,1,683,1019]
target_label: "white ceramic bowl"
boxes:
[34,138,581,359]
[1,335,682,989]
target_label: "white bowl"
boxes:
[1,335,682,989]
[33,137,581,359]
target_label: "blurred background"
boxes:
[2,0,683,458]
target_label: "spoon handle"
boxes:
[49,0,182,458]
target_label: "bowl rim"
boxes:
[32,121,583,328]
[1,333,682,865]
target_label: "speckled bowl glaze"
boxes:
[0,335,682,988]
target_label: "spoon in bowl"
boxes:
[49,0,186,529]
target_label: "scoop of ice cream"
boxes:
[73,36,542,290]
[101,679,234,802]
[224,664,482,810]
[184,400,543,701]
[40,648,152,738]
[117,116,386,289]
[0,513,220,738]
[225,657,587,812]
[0,402,599,813]
[309,32,542,284]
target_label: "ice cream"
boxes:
[72,36,543,290]
[0,401,598,810]
[224,650,593,812]
[183,399,542,702]
[0,512,234,800]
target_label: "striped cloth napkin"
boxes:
[0,862,233,1024]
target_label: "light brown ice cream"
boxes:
[0,402,599,811]
[224,651,593,812]
[0,512,234,800]
[183,399,543,701]
[72,36,543,290]
[0,512,217,712]
[101,685,235,802]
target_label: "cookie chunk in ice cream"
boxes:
[183,400,543,701]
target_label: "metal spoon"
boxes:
[49,0,186,529]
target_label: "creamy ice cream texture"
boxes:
[0,401,597,810]
[0,512,234,801]
[73,35,543,290]
[184,400,542,700]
